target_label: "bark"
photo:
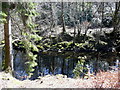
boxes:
[2,2,13,71]
[61,1,66,33]
[99,2,104,43]
[113,2,120,35]
[49,3,54,32]
[74,2,78,38]
[0,48,2,71]
[109,2,120,48]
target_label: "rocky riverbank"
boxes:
[0,71,119,89]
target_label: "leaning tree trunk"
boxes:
[2,2,13,71]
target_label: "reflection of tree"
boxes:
[61,58,65,74]
[50,56,55,74]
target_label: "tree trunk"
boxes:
[112,2,120,38]
[2,2,13,71]
[0,48,2,71]
[49,3,54,32]
[61,1,66,33]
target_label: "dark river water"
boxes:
[0,49,119,80]
[12,50,119,80]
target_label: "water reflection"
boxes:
[37,55,76,77]
[13,50,28,80]
[0,50,118,80]
[31,53,111,79]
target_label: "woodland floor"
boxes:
[0,70,120,89]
